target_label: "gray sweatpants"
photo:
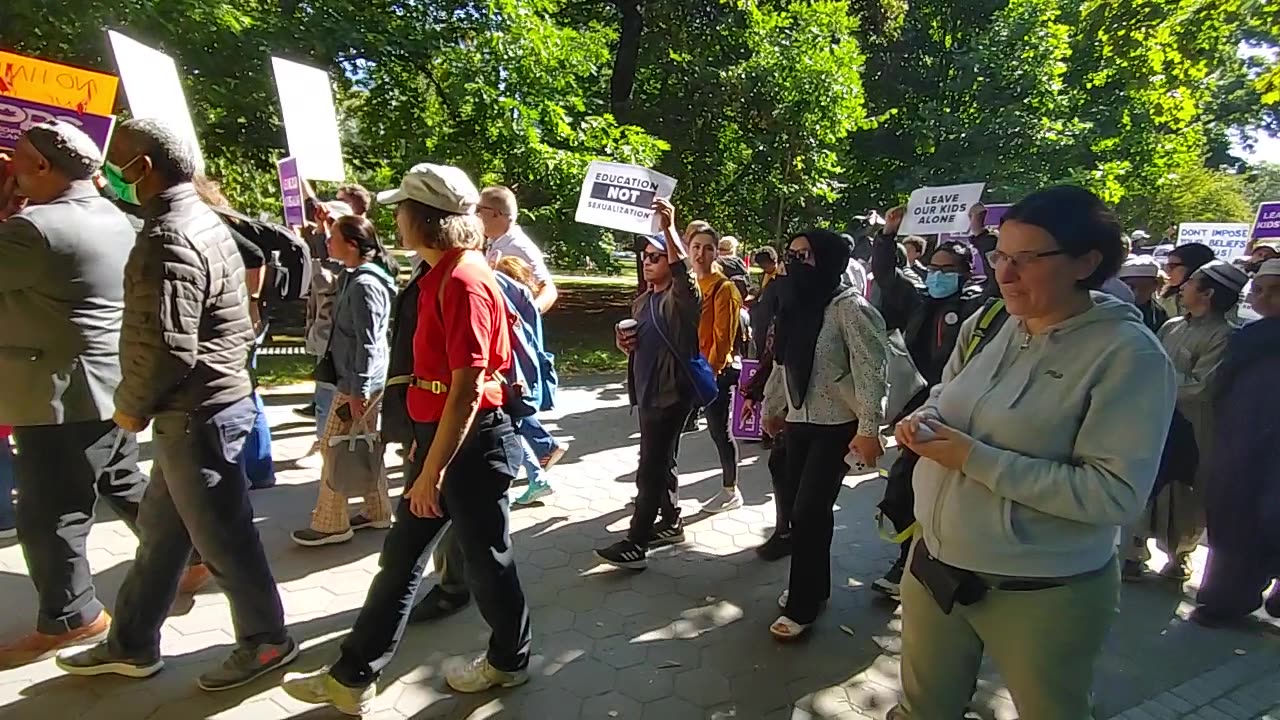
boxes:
[109,398,287,657]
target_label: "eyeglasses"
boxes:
[641,251,666,264]
[985,249,1067,270]
[785,249,812,264]
[1164,261,1185,270]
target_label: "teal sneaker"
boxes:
[514,479,553,506]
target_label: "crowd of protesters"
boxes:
[1,116,1278,718]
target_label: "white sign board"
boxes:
[900,182,986,235]
[106,30,203,168]
[1176,222,1251,261]
[271,57,344,181]
[574,161,677,235]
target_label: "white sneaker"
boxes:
[704,487,744,514]
[281,668,374,716]
[446,655,529,694]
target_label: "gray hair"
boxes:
[118,118,201,184]
[479,185,518,218]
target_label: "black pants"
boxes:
[781,421,858,624]
[13,420,147,634]
[110,398,286,656]
[332,410,530,686]
[703,368,740,489]
[629,401,694,547]
[767,439,791,536]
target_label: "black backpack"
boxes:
[211,207,312,304]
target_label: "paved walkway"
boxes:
[0,380,1277,720]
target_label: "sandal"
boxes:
[408,586,472,625]
[769,615,810,641]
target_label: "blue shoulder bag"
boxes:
[648,294,718,407]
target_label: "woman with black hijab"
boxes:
[760,229,889,640]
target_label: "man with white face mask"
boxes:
[0,121,148,667]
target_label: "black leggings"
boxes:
[629,402,694,546]
[703,368,740,489]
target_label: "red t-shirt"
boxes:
[408,249,511,422]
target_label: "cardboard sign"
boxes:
[277,157,305,227]
[730,359,764,442]
[107,30,203,167]
[1252,202,1280,242]
[0,50,118,116]
[0,95,115,153]
[271,57,344,181]
[1177,222,1251,260]
[574,161,677,235]
[900,182,986,235]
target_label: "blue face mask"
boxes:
[926,270,961,299]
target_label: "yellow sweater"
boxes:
[697,272,742,374]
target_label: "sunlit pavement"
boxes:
[0,380,1277,719]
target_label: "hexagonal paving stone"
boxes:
[641,695,704,720]
[538,605,576,634]
[603,589,650,617]
[549,656,618,698]
[582,691,644,719]
[593,635,648,670]
[614,667,676,704]
[510,686,585,718]
[574,608,626,639]
[674,666,732,708]
[558,586,608,613]
[529,547,572,569]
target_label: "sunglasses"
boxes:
[785,249,812,264]
[641,251,666,264]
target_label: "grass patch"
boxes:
[554,345,628,376]
[254,355,315,388]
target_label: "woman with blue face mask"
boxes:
[869,236,994,597]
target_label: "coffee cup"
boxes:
[617,319,638,336]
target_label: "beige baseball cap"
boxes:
[376,162,479,214]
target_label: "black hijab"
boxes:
[774,229,852,407]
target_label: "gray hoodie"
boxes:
[330,263,396,399]
[913,293,1176,578]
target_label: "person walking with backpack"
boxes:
[595,199,702,570]
[292,215,397,547]
[888,186,1175,720]
[689,226,746,513]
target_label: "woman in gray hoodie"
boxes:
[889,187,1176,720]
[293,215,398,547]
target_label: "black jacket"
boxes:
[382,260,426,444]
[871,233,988,385]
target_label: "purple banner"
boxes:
[731,359,763,442]
[277,156,305,227]
[1252,202,1280,242]
[0,95,114,153]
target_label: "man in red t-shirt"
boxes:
[281,164,532,715]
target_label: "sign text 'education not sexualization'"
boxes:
[575,161,677,235]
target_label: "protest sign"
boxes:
[730,359,763,442]
[983,203,1011,228]
[900,182,986,235]
[1252,202,1280,243]
[0,95,115,153]
[0,50,118,116]
[1177,222,1251,260]
[271,57,345,182]
[107,30,203,167]
[277,157,305,227]
[574,161,677,235]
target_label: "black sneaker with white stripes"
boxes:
[649,519,685,548]
[595,540,648,570]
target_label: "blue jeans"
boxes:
[241,392,277,489]
[517,432,544,486]
[315,382,337,440]
[0,436,14,530]
[518,416,558,460]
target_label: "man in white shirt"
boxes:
[478,186,558,313]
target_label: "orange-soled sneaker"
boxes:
[179,564,213,595]
[0,611,111,669]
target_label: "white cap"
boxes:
[376,163,479,214]
[1196,259,1249,293]
[1117,255,1160,279]
[1257,259,1280,278]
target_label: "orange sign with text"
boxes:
[0,51,118,116]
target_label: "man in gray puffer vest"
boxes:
[56,118,297,691]
[0,121,150,668]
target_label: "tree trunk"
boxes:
[610,0,644,125]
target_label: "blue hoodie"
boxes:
[913,293,1176,578]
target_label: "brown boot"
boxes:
[0,611,111,668]
[179,563,213,594]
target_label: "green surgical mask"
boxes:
[103,156,143,206]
